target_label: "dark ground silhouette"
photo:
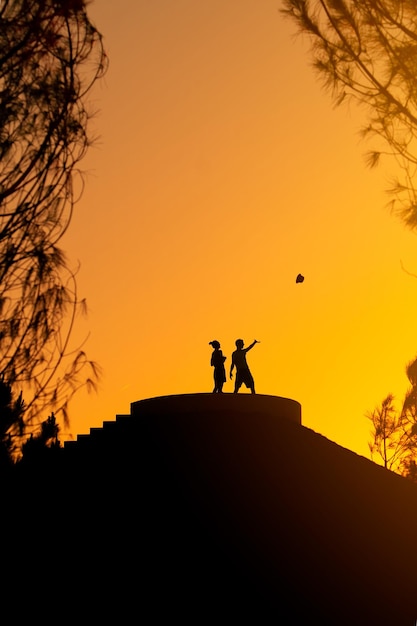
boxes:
[4,393,417,625]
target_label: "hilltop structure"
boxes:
[8,393,417,625]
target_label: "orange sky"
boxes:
[61,0,417,461]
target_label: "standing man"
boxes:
[230,339,259,394]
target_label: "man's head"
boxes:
[235,339,244,349]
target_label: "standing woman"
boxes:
[209,340,227,393]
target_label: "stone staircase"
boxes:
[63,392,302,453]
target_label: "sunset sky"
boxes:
[61,0,417,461]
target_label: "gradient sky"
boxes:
[61,0,417,461]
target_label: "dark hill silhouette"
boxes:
[7,393,417,625]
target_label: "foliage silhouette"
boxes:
[281,0,417,229]
[0,375,25,469]
[0,0,107,446]
[19,412,62,466]
[366,355,417,480]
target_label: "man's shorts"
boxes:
[236,369,254,389]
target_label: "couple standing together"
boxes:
[209,339,260,394]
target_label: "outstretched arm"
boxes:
[245,339,259,353]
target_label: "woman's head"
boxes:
[209,340,220,349]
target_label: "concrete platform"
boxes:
[131,392,302,424]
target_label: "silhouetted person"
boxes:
[230,339,259,394]
[209,340,226,393]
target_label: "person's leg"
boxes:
[248,372,255,394]
[214,371,220,392]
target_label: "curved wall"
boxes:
[131,392,302,424]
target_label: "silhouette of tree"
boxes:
[366,355,417,480]
[20,412,62,465]
[0,375,25,469]
[281,1,417,229]
[367,394,405,471]
[0,1,107,439]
